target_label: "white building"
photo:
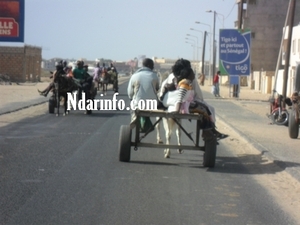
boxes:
[276,23,300,96]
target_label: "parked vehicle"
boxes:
[267,90,289,126]
[285,92,300,138]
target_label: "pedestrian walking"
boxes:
[213,71,220,97]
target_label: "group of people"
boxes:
[38,60,93,98]
[127,58,228,140]
[197,70,221,97]
[39,60,118,98]
[40,57,225,139]
[93,62,119,93]
[199,70,220,97]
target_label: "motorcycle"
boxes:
[285,92,300,138]
[267,90,289,126]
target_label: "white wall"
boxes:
[252,69,294,96]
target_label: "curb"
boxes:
[0,99,48,116]
[213,96,270,103]
[215,111,300,182]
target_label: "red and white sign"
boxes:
[0,17,19,37]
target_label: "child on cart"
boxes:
[159,59,228,140]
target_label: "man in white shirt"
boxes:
[127,58,159,128]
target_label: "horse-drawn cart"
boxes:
[118,109,217,168]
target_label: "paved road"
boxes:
[0,80,300,224]
[1,78,300,183]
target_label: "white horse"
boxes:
[155,72,183,158]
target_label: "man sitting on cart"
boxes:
[127,58,159,129]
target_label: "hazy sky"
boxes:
[1,0,238,62]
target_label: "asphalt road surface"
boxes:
[0,82,299,225]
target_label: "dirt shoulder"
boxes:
[217,118,300,222]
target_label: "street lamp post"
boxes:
[190,28,203,53]
[187,34,199,73]
[207,10,236,96]
[191,28,209,76]
[186,34,199,61]
[185,41,195,61]
[185,38,196,61]
[195,21,212,84]
[189,29,203,55]
[185,38,197,71]
[190,28,203,36]
[203,11,217,80]
[190,28,204,72]
[207,10,225,28]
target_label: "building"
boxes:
[111,61,132,74]
[0,45,42,82]
[236,0,300,72]
[276,24,300,95]
[41,58,63,72]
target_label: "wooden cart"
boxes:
[118,109,217,168]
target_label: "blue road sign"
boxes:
[219,29,251,76]
[229,75,239,85]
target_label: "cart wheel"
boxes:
[203,137,217,168]
[49,96,55,114]
[119,125,132,162]
[288,109,299,139]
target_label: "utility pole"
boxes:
[282,0,296,107]
[212,11,216,77]
[238,0,243,29]
[201,31,207,75]
[234,0,244,98]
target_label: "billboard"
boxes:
[0,0,25,42]
[219,29,251,76]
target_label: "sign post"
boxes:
[219,29,251,97]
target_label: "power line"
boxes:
[225,1,237,19]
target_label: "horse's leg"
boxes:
[63,94,66,116]
[176,120,183,154]
[56,91,60,116]
[163,118,171,158]
[103,83,106,96]
[156,117,163,144]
